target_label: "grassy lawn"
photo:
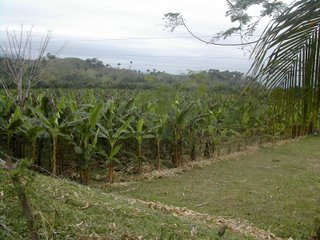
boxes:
[0,172,252,240]
[107,136,320,239]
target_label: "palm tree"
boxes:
[249,0,320,134]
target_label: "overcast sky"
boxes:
[0,0,291,74]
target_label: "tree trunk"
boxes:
[11,174,39,240]
[32,138,37,165]
[57,138,64,176]
[156,139,161,170]
[204,142,210,158]
[79,168,89,185]
[138,143,142,174]
[31,138,38,171]
[177,141,183,167]
[36,138,42,167]
[12,134,24,159]
[174,144,179,167]
[17,73,23,106]
[51,137,58,175]
[190,144,196,161]
[107,163,114,183]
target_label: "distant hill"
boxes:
[1,56,249,91]
[38,57,187,89]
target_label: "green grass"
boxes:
[107,136,320,239]
[0,171,252,239]
[2,137,320,239]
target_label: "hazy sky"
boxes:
[0,0,288,74]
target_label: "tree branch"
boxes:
[163,13,259,47]
[0,26,52,107]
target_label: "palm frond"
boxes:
[249,0,320,130]
[251,0,320,89]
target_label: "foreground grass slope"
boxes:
[0,171,252,240]
[108,136,320,239]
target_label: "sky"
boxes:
[0,0,288,74]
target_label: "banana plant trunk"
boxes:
[51,136,58,175]
[173,142,183,168]
[108,162,114,183]
[57,139,64,176]
[204,142,210,158]
[156,139,161,170]
[12,134,24,159]
[138,143,142,174]
[31,138,38,170]
[190,144,196,161]
[173,144,179,167]
[177,140,183,167]
[79,168,89,185]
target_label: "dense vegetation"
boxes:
[0,86,262,183]
[1,82,317,187]
[0,51,318,185]
[0,56,249,91]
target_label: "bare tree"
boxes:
[0,26,51,107]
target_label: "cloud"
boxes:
[0,0,256,73]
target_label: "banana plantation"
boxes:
[0,85,317,185]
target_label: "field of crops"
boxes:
[0,88,269,182]
[0,86,315,185]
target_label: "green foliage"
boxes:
[13,57,249,91]
[97,100,134,181]
[164,0,287,45]
[249,0,320,134]
[225,0,286,38]
[58,95,105,183]
[0,85,282,181]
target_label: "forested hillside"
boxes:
[0,56,248,91]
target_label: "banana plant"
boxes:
[130,117,154,174]
[29,96,69,175]
[146,111,168,170]
[134,90,172,170]
[0,106,25,158]
[97,100,133,182]
[0,94,13,132]
[165,99,196,167]
[185,99,210,161]
[66,98,104,184]
[19,115,44,168]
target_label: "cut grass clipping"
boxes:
[0,171,253,239]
